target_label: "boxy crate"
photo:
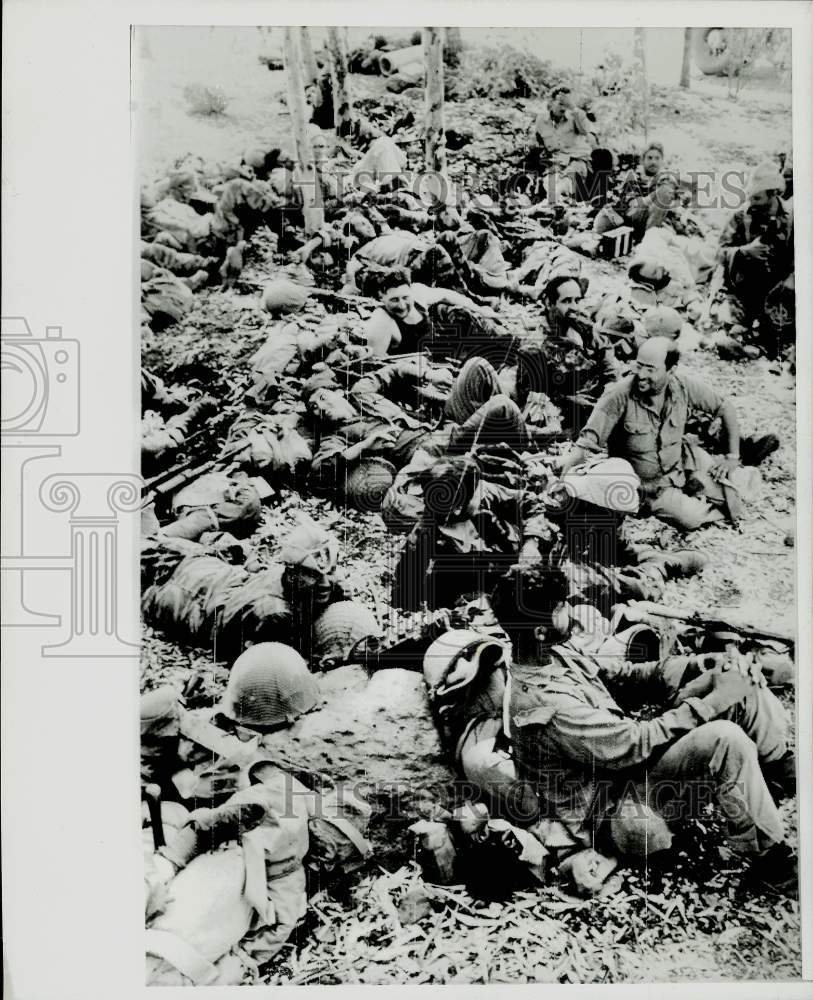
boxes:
[598,225,634,260]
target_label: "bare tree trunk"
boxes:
[422,27,446,181]
[680,27,692,88]
[444,26,463,67]
[633,27,649,141]
[283,27,323,234]
[299,27,320,85]
[326,27,352,137]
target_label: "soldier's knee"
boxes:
[701,719,756,761]
[652,494,710,532]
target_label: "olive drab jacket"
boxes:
[508,645,702,848]
[574,371,725,493]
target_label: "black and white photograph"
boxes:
[3,8,811,998]
[134,23,803,986]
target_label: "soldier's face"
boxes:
[548,280,583,328]
[634,349,669,395]
[535,601,572,647]
[750,188,779,215]
[643,149,663,176]
[381,284,414,319]
[550,93,570,116]
[350,214,376,240]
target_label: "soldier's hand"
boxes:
[704,668,752,714]
[723,650,767,689]
[617,601,647,623]
[425,366,454,387]
[365,426,399,447]
[708,455,739,483]
[742,240,770,262]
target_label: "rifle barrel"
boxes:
[631,602,793,646]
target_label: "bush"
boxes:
[447,44,568,100]
[588,50,648,142]
[183,84,230,116]
[721,28,792,97]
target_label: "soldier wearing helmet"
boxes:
[277,514,351,661]
[422,628,540,819]
[140,643,320,811]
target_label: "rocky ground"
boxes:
[138,30,798,984]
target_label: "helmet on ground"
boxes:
[344,458,396,513]
[609,800,673,857]
[261,277,311,316]
[220,642,318,728]
[423,629,509,704]
[313,601,381,669]
[243,147,268,172]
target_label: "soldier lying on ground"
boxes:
[142,649,372,985]
[142,512,356,662]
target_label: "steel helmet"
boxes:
[344,458,396,514]
[261,277,311,316]
[220,642,318,728]
[423,629,509,704]
[312,601,381,669]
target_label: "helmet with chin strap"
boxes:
[423,630,510,713]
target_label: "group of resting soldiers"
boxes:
[140,89,797,985]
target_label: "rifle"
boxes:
[141,440,250,509]
[318,609,452,673]
[628,601,794,650]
